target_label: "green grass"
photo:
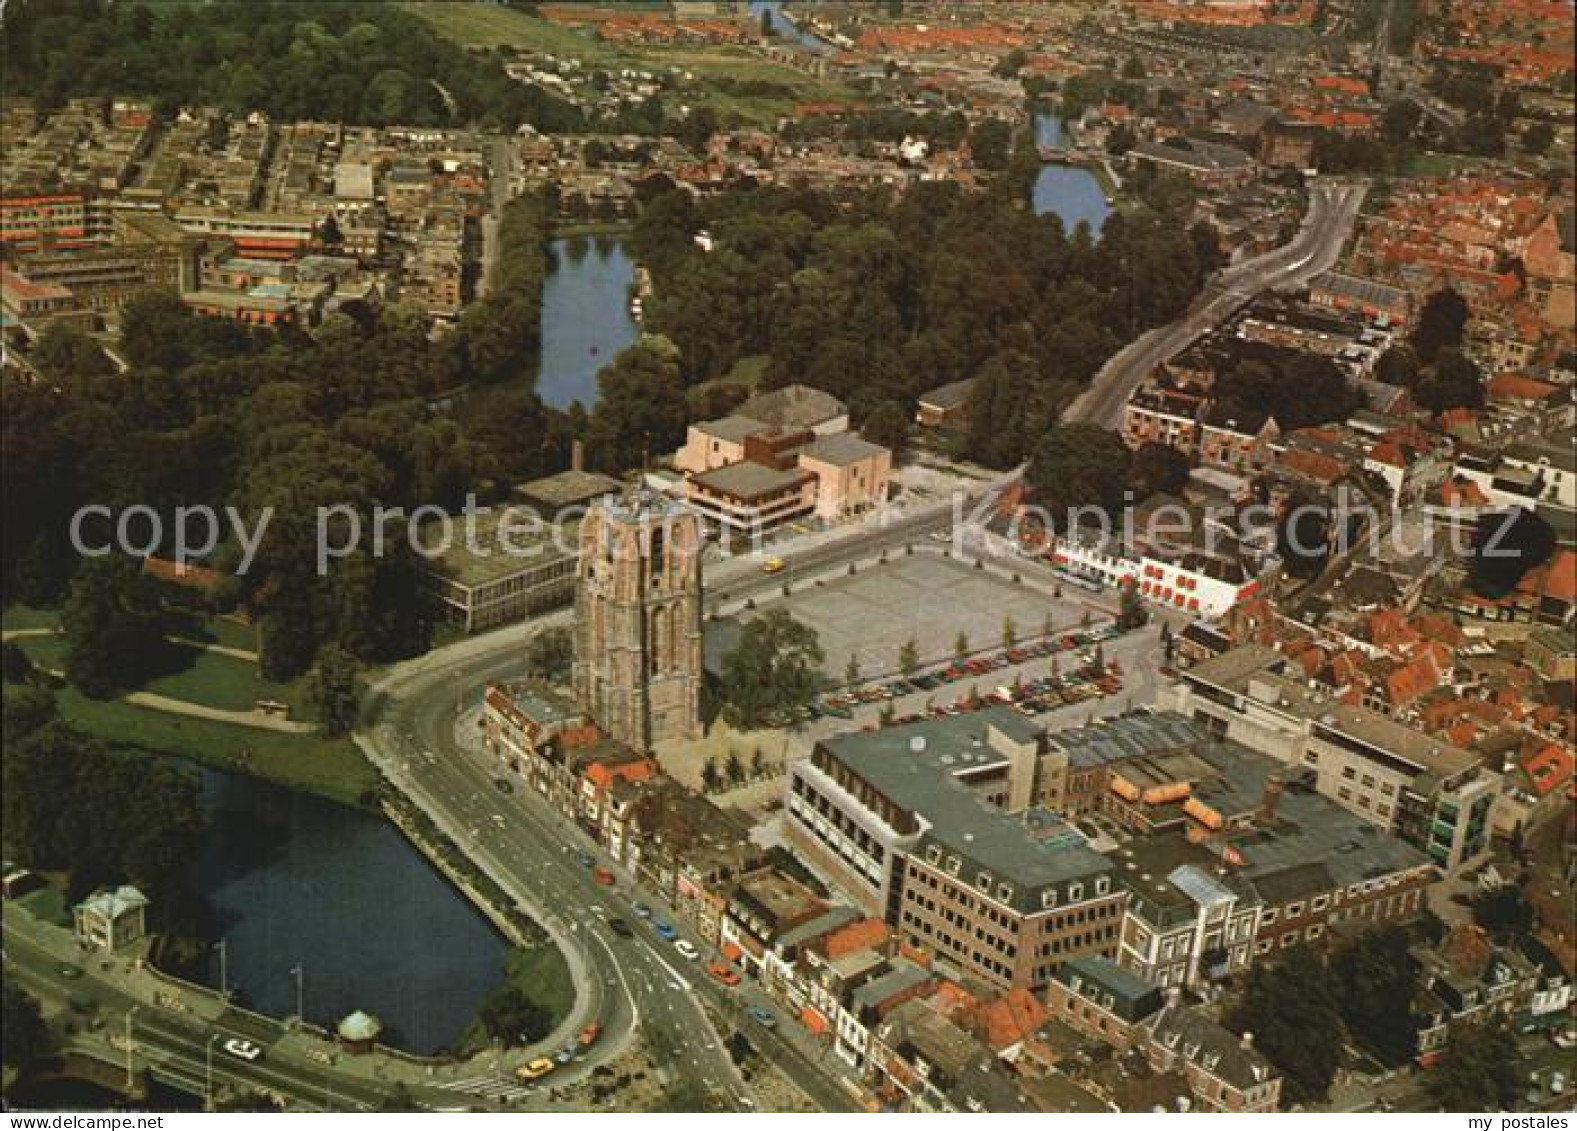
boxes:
[15,635,312,719]
[451,943,577,1058]
[1,605,61,634]
[1405,151,1485,177]
[403,2,866,125]
[142,646,313,718]
[31,681,379,807]
[15,879,70,928]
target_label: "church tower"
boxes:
[573,494,703,750]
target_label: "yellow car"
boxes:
[516,1058,556,1081]
[761,556,785,574]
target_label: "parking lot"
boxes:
[769,552,1106,681]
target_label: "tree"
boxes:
[954,631,970,660]
[749,747,765,778]
[969,117,1014,172]
[898,638,919,677]
[62,555,166,698]
[1429,1023,1519,1111]
[1224,945,1346,1104]
[1,983,49,1071]
[1,642,33,684]
[477,983,552,1046]
[724,749,745,785]
[1027,424,1131,530]
[1521,121,1554,156]
[586,338,688,474]
[1129,441,1190,499]
[844,654,861,687]
[1410,288,1469,363]
[1329,926,1419,1065]
[1374,344,1421,387]
[525,626,574,683]
[701,757,721,793]
[1414,347,1484,413]
[307,644,361,736]
[1471,885,1534,941]
[718,609,824,729]
[1116,577,1147,630]
[1001,616,1017,650]
[861,399,910,459]
[1466,508,1555,600]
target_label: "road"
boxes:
[477,135,515,300]
[3,915,409,1112]
[1061,178,1369,430]
[354,491,1005,1110]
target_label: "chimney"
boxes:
[1240,1031,1254,1050]
[1259,775,1284,825]
[571,438,585,473]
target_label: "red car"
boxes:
[708,960,741,987]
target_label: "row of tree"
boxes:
[629,162,1219,472]
[3,192,560,683]
[2,0,580,132]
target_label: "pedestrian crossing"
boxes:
[433,1074,537,1101]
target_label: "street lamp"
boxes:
[205,1032,221,1110]
[214,938,228,998]
[290,964,305,1027]
[124,1006,140,1091]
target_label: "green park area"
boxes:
[7,617,379,808]
[403,2,867,125]
[451,944,577,1059]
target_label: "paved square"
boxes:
[764,553,1090,679]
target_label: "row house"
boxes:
[1411,924,1559,1059]
[1045,960,1282,1113]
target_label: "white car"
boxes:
[673,939,699,960]
[222,1037,263,1062]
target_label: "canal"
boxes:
[194,766,508,1057]
[536,236,639,410]
[1032,113,1113,236]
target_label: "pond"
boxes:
[536,236,639,410]
[194,766,509,1056]
[1032,112,1113,237]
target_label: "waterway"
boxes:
[536,236,638,410]
[749,1,837,54]
[1031,113,1113,237]
[193,766,508,1057]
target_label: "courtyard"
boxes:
[761,551,1106,680]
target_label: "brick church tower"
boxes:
[573,494,703,750]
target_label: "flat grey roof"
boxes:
[516,468,623,509]
[798,431,887,467]
[818,711,1112,911]
[691,459,811,501]
[693,415,767,444]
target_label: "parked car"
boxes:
[554,1045,578,1065]
[707,960,741,986]
[632,903,652,919]
[493,778,513,794]
[56,963,83,979]
[517,1058,555,1081]
[578,1023,602,1048]
[674,939,699,960]
[592,866,615,886]
[653,921,677,940]
[607,918,633,938]
[222,1038,263,1063]
[576,851,596,868]
[748,1006,777,1029]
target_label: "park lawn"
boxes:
[141,645,314,719]
[15,634,67,674]
[452,942,576,1058]
[1,605,61,634]
[14,878,71,928]
[47,685,379,807]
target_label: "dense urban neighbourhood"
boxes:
[1,0,1574,1117]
